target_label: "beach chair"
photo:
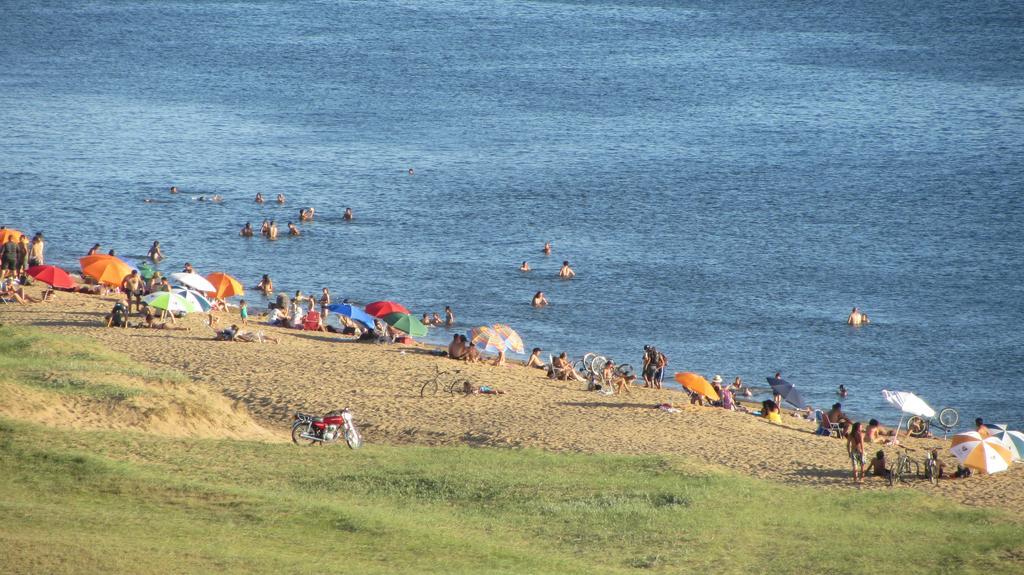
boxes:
[302,310,324,331]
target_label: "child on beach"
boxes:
[239,300,248,326]
[847,421,866,484]
[867,450,889,480]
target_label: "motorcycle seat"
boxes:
[313,417,324,423]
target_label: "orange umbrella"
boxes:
[0,229,26,244]
[79,255,133,286]
[674,372,720,401]
[950,432,1013,475]
[205,271,244,298]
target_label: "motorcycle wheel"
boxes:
[344,424,363,449]
[291,422,320,446]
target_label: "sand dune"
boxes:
[1,287,1020,514]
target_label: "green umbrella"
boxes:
[142,291,203,314]
[381,312,428,337]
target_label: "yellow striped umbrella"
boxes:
[79,255,133,286]
[469,325,506,353]
[205,271,244,299]
[950,432,1013,475]
[492,323,524,353]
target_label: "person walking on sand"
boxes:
[121,270,144,314]
[847,421,866,484]
[444,305,454,327]
[558,260,575,279]
[147,240,164,262]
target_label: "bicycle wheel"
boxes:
[887,463,897,487]
[907,459,921,479]
[907,416,928,438]
[926,459,939,486]
[582,353,598,372]
[938,407,959,429]
[590,356,609,377]
[572,359,588,378]
[420,379,439,397]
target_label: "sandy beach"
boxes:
[2,285,1021,515]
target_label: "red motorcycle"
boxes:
[291,408,363,449]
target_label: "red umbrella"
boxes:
[365,300,411,318]
[26,265,76,289]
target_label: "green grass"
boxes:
[1,326,1022,574]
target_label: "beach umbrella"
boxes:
[142,291,203,314]
[205,272,244,299]
[366,300,411,318]
[950,432,1013,475]
[25,265,76,289]
[469,325,506,353]
[767,376,807,409]
[171,288,213,312]
[674,372,720,401]
[79,254,134,286]
[492,323,525,354]
[381,312,427,337]
[326,303,376,330]
[0,229,25,244]
[168,272,216,293]
[987,425,1024,461]
[881,389,937,442]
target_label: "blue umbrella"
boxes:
[767,377,807,409]
[326,303,376,330]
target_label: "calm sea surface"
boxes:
[2,0,1022,428]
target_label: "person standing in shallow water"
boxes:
[559,260,575,279]
[542,241,552,255]
[147,240,164,262]
[343,208,353,221]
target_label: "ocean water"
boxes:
[2,0,1022,429]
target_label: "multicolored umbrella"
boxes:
[79,255,134,286]
[142,291,203,314]
[169,272,216,293]
[674,372,720,401]
[950,432,1013,475]
[366,300,411,318]
[381,312,427,337]
[0,229,25,244]
[987,424,1024,462]
[326,303,376,330]
[205,272,244,299]
[171,288,213,312]
[469,325,506,353]
[767,376,807,409]
[26,265,76,289]
[492,323,524,354]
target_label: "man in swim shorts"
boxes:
[0,236,19,280]
[121,270,145,313]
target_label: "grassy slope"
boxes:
[1,327,1022,574]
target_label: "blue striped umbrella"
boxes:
[326,303,376,330]
[172,288,213,312]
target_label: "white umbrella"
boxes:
[169,272,216,293]
[881,390,936,443]
[171,288,213,312]
[950,432,1013,474]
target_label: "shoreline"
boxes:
[1,284,1022,515]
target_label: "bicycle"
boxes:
[907,407,960,439]
[888,447,921,487]
[923,450,941,486]
[419,365,473,397]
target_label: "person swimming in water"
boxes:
[147,240,164,262]
[240,222,254,237]
[532,291,548,307]
[838,384,848,398]
[542,241,552,255]
[170,186,178,194]
[87,243,101,256]
[255,192,265,204]
[268,221,278,240]
[343,207,353,221]
[287,222,300,236]
[276,193,285,204]
[520,261,530,272]
[256,274,273,295]
[847,306,868,326]
[559,260,575,279]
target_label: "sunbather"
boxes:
[525,347,545,369]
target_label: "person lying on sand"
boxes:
[1,280,41,304]
[136,312,188,330]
